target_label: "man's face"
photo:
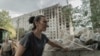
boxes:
[36,17,48,31]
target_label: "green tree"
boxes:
[90,0,100,30]
[62,4,73,28]
[0,10,16,39]
[18,28,25,39]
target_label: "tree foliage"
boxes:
[18,28,25,38]
[90,0,100,29]
[0,10,16,39]
[62,4,73,28]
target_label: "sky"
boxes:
[0,0,82,18]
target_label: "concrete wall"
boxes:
[43,50,100,56]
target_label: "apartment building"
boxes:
[12,4,69,40]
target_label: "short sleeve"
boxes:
[43,34,49,43]
[20,33,30,48]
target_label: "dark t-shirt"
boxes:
[20,32,49,56]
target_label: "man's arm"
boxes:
[47,40,63,49]
[47,40,68,51]
[15,43,25,56]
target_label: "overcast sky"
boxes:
[0,0,82,18]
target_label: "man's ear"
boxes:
[35,21,39,26]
